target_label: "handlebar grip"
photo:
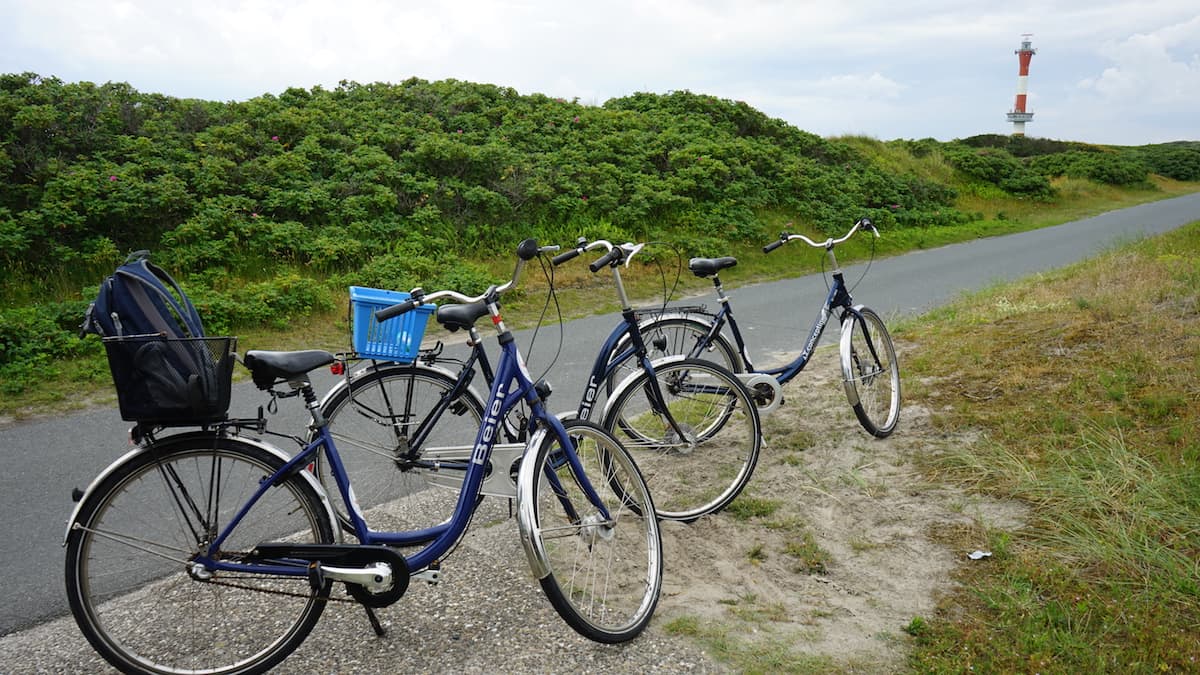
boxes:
[376,300,417,322]
[763,239,785,254]
[588,248,621,273]
[552,248,581,266]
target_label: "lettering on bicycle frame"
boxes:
[577,373,602,421]
[472,389,506,466]
[801,307,831,361]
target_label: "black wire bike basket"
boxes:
[102,334,236,425]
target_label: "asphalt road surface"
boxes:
[2,192,1198,637]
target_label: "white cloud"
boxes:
[1081,15,1200,105]
[1,0,1197,143]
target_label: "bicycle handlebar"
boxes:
[375,238,558,321]
[764,218,878,253]
[549,237,647,273]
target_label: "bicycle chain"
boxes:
[197,576,360,603]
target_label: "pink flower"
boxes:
[573,116,580,123]
[251,212,259,218]
[457,129,463,134]
[108,175,118,181]
[271,135,279,141]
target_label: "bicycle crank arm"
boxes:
[320,562,393,593]
[251,543,411,607]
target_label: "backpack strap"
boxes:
[115,259,205,337]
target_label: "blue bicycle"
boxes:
[603,218,901,437]
[64,240,662,674]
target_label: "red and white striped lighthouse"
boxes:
[1006,34,1036,135]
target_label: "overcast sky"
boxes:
[2,1,1197,146]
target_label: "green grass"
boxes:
[902,221,1200,673]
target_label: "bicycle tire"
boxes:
[840,307,901,438]
[602,358,761,522]
[517,420,662,643]
[317,363,486,534]
[604,315,741,397]
[65,435,335,675]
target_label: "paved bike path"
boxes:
[1,191,1198,638]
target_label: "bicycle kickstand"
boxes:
[363,604,386,637]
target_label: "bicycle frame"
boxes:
[575,308,660,422]
[697,268,863,386]
[197,319,610,579]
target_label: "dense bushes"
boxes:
[1136,144,1200,181]
[943,145,1054,197]
[0,72,1194,393]
[1030,150,1149,185]
[2,74,972,284]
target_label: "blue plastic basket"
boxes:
[349,286,433,362]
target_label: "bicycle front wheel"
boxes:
[840,307,901,438]
[518,420,662,643]
[65,436,334,675]
[603,358,761,521]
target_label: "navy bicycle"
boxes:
[64,240,662,675]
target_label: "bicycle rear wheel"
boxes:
[604,315,740,396]
[518,420,662,643]
[317,363,486,534]
[65,436,334,675]
[840,307,901,438]
[603,358,761,521]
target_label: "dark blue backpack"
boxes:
[84,252,233,425]
[82,250,204,339]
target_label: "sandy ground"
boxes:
[648,345,1028,671]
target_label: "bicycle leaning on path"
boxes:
[64,239,663,675]
[316,237,762,525]
[603,217,901,438]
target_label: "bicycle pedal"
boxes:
[412,566,441,585]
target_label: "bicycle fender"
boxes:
[63,431,339,546]
[599,354,688,422]
[839,305,867,407]
[316,361,485,412]
[607,312,715,360]
[515,425,553,579]
[634,310,713,328]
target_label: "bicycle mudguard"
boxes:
[64,431,340,546]
[839,304,869,407]
[632,309,713,327]
[315,360,487,414]
[515,425,554,579]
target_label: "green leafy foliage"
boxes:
[1029,150,1149,185]
[943,144,1054,197]
[0,71,1194,378]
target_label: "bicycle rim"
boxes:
[65,439,333,675]
[603,358,761,521]
[520,420,662,643]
